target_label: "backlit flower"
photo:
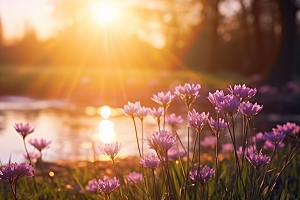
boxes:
[121,101,141,118]
[228,84,257,101]
[140,153,160,170]
[200,136,216,147]
[136,106,150,120]
[264,131,286,145]
[207,90,225,112]
[23,152,40,161]
[246,153,271,170]
[14,123,34,139]
[126,172,143,184]
[237,145,257,157]
[0,162,34,184]
[273,122,300,136]
[208,117,227,136]
[175,83,201,108]
[165,113,183,127]
[238,102,263,117]
[150,107,164,124]
[97,176,119,196]
[145,130,176,156]
[189,166,215,184]
[187,109,209,132]
[217,94,240,116]
[152,91,175,110]
[28,138,51,152]
[99,142,122,160]
[168,148,187,160]
[264,140,285,150]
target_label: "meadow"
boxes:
[0,82,300,200]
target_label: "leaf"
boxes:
[279,189,286,200]
[262,186,269,197]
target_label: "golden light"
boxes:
[98,105,111,118]
[90,1,119,24]
[49,171,54,177]
[98,120,115,143]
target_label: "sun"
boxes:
[90,1,119,24]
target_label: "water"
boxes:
[0,96,189,164]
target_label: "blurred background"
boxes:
[0,0,300,163]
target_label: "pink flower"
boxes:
[85,179,99,193]
[99,142,122,160]
[165,113,183,127]
[187,109,209,132]
[237,145,257,157]
[28,138,51,152]
[175,83,201,108]
[23,152,40,161]
[208,117,227,136]
[228,84,257,101]
[151,91,175,109]
[273,122,300,136]
[189,166,215,184]
[145,130,176,156]
[14,123,34,139]
[168,148,187,160]
[217,95,240,116]
[136,106,151,120]
[150,107,164,124]
[126,172,143,184]
[121,101,141,118]
[221,143,234,153]
[207,90,225,112]
[246,153,270,170]
[238,102,263,117]
[264,140,285,150]
[0,162,34,184]
[200,136,216,147]
[253,132,266,142]
[140,153,160,170]
[97,176,120,196]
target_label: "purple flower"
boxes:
[221,143,234,153]
[200,136,217,147]
[121,101,141,118]
[99,142,122,160]
[187,109,209,132]
[217,94,240,116]
[140,153,160,170]
[14,123,34,139]
[237,145,257,157]
[264,131,286,145]
[152,91,175,110]
[136,106,150,120]
[97,176,120,196]
[208,117,227,136]
[85,179,99,193]
[168,148,187,160]
[189,166,215,184]
[264,140,285,150]
[246,153,271,170]
[0,162,34,184]
[207,90,225,112]
[28,138,51,152]
[145,130,176,156]
[150,107,164,124]
[228,84,257,101]
[126,172,143,184]
[165,113,183,127]
[175,83,201,108]
[238,102,263,117]
[273,122,300,136]
[23,152,40,161]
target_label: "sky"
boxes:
[0,0,59,43]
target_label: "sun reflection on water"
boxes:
[98,120,115,143]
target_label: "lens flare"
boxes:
[98,120,115,143]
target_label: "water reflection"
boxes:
[99,120,115,143]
